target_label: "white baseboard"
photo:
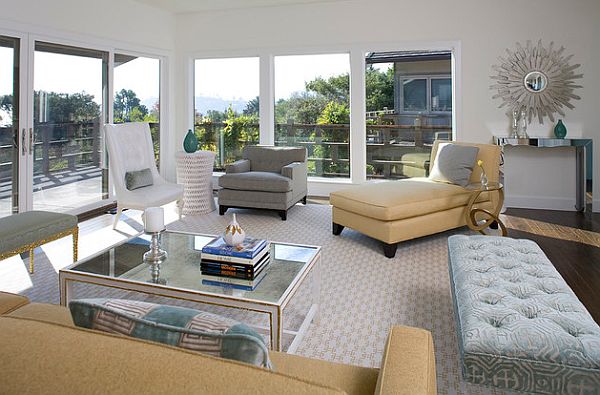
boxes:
[504,195,577,211]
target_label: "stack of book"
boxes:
[200,236,270,291]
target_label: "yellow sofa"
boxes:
[0,292,437,395]
[331,141,501,258]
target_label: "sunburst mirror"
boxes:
[490,40,583,124]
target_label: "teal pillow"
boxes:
[125,168,153,190]
[69,299,272,369]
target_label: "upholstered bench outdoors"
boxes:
[0,211,78,274]
[448,235,600,394]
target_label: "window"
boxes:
[113,54,160,167]
[274,53,350,178]
[194,57,259,171]
[32,42,109,212]
[365,51,452,180]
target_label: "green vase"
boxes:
[183,129,198,153]
[554,120,567,139]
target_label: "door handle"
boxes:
[21,128,27,156]
[29,128,33,155]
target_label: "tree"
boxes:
[365,65,394,112]
[113,89,148,122]
[305,74,349,104]
[34,91,101,123]
[275,92,328,124]
[318,101,350,124]
[243,96,259,116]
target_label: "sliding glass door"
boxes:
[31,42,108,212]
[0,36,20,217]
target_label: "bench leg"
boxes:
[113,206,123,230]
[29,249,34,274]
[382,242,398,259]
[72,227,79,263]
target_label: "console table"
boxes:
[494,137,593,212]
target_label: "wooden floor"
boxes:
[311,197,600,323]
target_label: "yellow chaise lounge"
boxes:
[330,141,501,258]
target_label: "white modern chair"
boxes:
[104,122,183,229]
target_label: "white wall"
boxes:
[173,0,600,209]
[0,0,175,51]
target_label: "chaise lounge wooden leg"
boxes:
[382,242,398,259]
[332,223,344,235]
[279,210,287,221]
[219,206,228,215]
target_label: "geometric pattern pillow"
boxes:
[69,299,272,369]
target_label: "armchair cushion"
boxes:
[225,159,251,174]
[219,171,292,193]
[125,168,154,190]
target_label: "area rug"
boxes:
[1,203,517,395]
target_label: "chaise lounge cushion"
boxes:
[330,178,490,222]
[219,171,292,193]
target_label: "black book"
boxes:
[201,257,270,280]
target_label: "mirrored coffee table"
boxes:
[59,230,321,352]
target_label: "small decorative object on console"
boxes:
[554,119,567,139]
[223,213,245,246]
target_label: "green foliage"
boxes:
[243,96,259,116]
[305,74,349,103]
[34,91,100,123]
[318,101,350,124]
[275,92,328,124]
[113,89,148,122]
[223,105,259,162]
[365,65,395,112]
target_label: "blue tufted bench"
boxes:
[448,235,600,394]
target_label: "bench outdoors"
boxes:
[448,235,600,394]
[0,211,78,274]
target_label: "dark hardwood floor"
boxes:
[502,206,600,323]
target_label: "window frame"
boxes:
[399,74,452,115]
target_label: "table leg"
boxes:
[575,146,585,212]
[271,308,281,351]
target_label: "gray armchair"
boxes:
[218,146,308,220]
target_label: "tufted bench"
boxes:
[0,211,78,274]
[448,235,600,394]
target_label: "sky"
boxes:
[194,53,351,102]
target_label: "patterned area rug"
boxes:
[1,203,516,395]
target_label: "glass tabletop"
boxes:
[65,230,320,305]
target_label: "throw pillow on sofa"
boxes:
[428,143,479,187]
[69,298,272,368]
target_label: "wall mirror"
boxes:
[490,40,582,124]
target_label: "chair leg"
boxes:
[332,223,344,235]
[279,210,287,221]
[113,206,123,230]
[29,248,34,274]
[301,195,307,205]
[382,242,398,259]
[72,227,79,263]
[219,206,228,215]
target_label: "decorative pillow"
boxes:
[125,168,153,190]
[428,143,479,187]
[69,299,272,369]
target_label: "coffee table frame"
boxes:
[59,230,320,353]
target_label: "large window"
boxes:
[33,42,108,212]
[365,51,452,180]
[274,53,350,178]
[194,57,259,171]
[0,36,19,217]
[114,54,160,167]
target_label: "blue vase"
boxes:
[554,120,567,139]
[183,129,198,153]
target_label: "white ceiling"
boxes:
[132,0,345,14]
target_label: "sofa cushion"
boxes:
[69,299,271,368]
[428,143,479,187]
[0,316,344,395]
[219,171,292,193]
[7,303,75,326]
[0,292,29,315]
[330,178,489,221]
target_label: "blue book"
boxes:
[201,236,267,259]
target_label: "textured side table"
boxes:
[175,151,216,215]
